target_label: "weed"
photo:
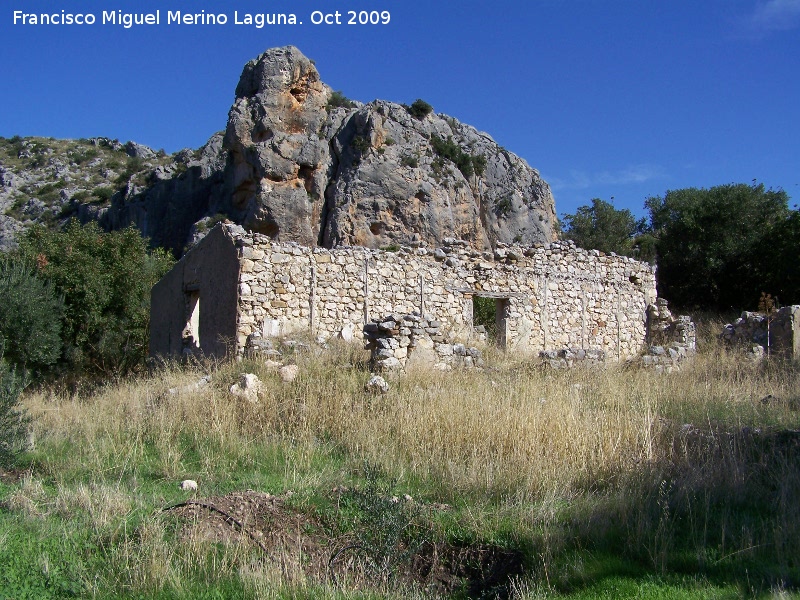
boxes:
[335,463,428,584]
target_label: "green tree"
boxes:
[18,220,174,377]
[646,182,792,310]
[0,257,63,377]
[561,198,651,260]
[757,208,800,305]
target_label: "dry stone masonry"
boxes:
[721,306,800,359]
[624,298,697,372]
[539,348,607,370]
[150,223,664,365]
[363,313,484,371]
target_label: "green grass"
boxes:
[1,333,799,598]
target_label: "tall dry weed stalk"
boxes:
[15,327,800,594]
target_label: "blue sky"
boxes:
[2,0,798,220]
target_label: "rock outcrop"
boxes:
[0,46,558,254]
[224,46,557,251]
[224,46,332,246]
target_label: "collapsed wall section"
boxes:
[721,306,800,358]
[228,225,657,361]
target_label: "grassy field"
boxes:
[1,322,799,599]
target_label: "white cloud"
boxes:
[747,0,800,33]
[548,165,665,192]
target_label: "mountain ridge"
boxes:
[0,46,557,255]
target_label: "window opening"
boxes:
[183,290,200,353]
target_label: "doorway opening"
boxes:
[472,295,509,348]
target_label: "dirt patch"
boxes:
[413,542,526,598]
[164,490,331,580]
[0,467,26,485]
[162,489,526,597]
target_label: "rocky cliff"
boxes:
[224,46,556,250]
[0,46,557,255]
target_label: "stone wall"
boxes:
[229,225,658,361]
[721,306,800,358]
[150,225,240,358]
[363,313,484,371]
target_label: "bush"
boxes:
[350,135,371,156]
[0,257,62,377]
[327,90,356,110]
[430,135,485,179]
[400,154,418,168]
[114,156,145,186]
[0,355,29,469]
[407,99,433,120]
[472,296,498,339]
[472,154,487,177]
[337,464,427,580]
[18,221,175,378]
[92,186,115,203]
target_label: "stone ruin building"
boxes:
[149,222,689,367]
[722,306,800,359]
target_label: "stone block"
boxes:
[377,357,403,371]
[436,344,454,356]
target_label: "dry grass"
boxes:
[9,327,800,596]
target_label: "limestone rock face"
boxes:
[0,46,558,254]
[225,46,332,246]
[223,46,557,250]
[102,132,231,254]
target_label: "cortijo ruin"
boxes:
[150,223,670,364]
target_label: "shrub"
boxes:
[400,154,418,168]
[430,135,485,179]
[472,296,498,339]
[92,187,115,203]
[351,135,371,156]
[495,196,513,216]
[0,257,62,377]
[0,355,29,469]
[472,154,487,177]
[71,148,98,165]
[407,99,433,120]
[327,90,356,110]
[18,221,175,378]
[114,156,145,186]
[337,464,427,580]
